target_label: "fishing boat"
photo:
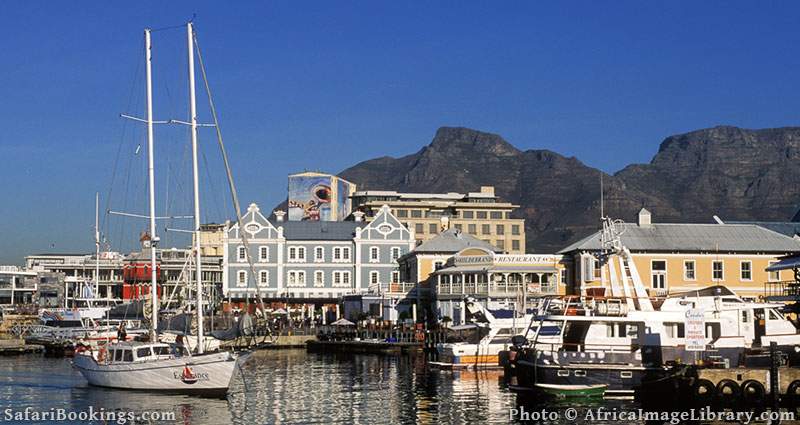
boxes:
[73,23,246,396]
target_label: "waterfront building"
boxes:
[430,247,571,324]
[195,223,227,256]
[559,208,800,299]
[288,171,356,221]
[25,252,125,300]
[0,266,37,306]
[222,203,415,306]
[350,185,526,254]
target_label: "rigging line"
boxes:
[104,40,145,247]
[194,30,267,315]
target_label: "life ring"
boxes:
[692,379,716,405]
[786,380,800,406]
[741,380,766,405]
[715,379,741,405]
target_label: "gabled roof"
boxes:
[558,223,800,254]
[412,228,500,254]
[271,220,364,241]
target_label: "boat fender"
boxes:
[692,379,716,405]
[786,380,800,405]
[715,379,740,405]
[741,380,766,405]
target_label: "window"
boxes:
[392,271,400,283]
[287,271,306,287]
[496,225,505,235]
[651,260,666,289]
[434,261,445,271]
[462,211,474,219]
[468,224,477,234]
[684,260,695,280]
[314,246,324,262]
[370,247,379,262]
[237,271,247,287]
[237,246,246,262]
[391,247,401,261]
[511,225,520,236]
[314,271,324,287]
[259,246,269,262]
[288,247,306,262]
[769,261,781,282]
[137,347,152,358]
[476,211,487,219]
[370,271,380,285]
[481,224,491,235]
[560,269,568,285]
[512,240,520,251]
[396,209,408,218]
[454,223,463,231]
[415,223,424,234]
[333,247,350,262]
[740,261,752,281]
[410,210,422,218]
[712,261,724,281]
[333,271,351,287]
[593,257,602,280]
[496,240,505,250]
[258,270,269,287]
[490,211,502,219]
[429,223,438,234]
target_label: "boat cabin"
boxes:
[103,342,187,363]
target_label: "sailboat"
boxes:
[73,23,246,397]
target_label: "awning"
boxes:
[432,265,489,274]
[766,256,800,272]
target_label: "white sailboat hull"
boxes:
[72,351,241,397]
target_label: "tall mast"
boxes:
[95,192,100,299]
[187,22,204,354]
[145,28,159,341]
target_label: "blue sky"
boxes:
[1,2,799,264]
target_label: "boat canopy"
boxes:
[666,285,737,298]
[766,255,800,272]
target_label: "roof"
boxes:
[270,220,364,241]
[558,223,800,254]
[412,228,500,254]
[728,221,800,238]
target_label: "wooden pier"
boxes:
[307,339,422,355]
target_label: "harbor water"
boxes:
[1,350,514,424]
[0,350,646,424]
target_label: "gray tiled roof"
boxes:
[270,220,365,241]
[412,228,500,253]
[727,221,800,238]
[558,223,800,254]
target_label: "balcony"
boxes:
[367,282,426,296]
[435,281,557,296]
[764,280,800,301]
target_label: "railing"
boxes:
[435,282,558,296]
[368,282,424,295]
[764,280,800,299]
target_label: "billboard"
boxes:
[288,173,355,221]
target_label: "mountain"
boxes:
[338,126,800,253]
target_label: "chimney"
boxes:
[638,208,652,227]
[353,211,365,222]
[274,210,286,222]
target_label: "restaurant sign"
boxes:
[454,254,559,266]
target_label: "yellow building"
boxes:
[194,223,227,257]
[351,186,526,254]
[559,209,800,299]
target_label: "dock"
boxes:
[0,339,43,355]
